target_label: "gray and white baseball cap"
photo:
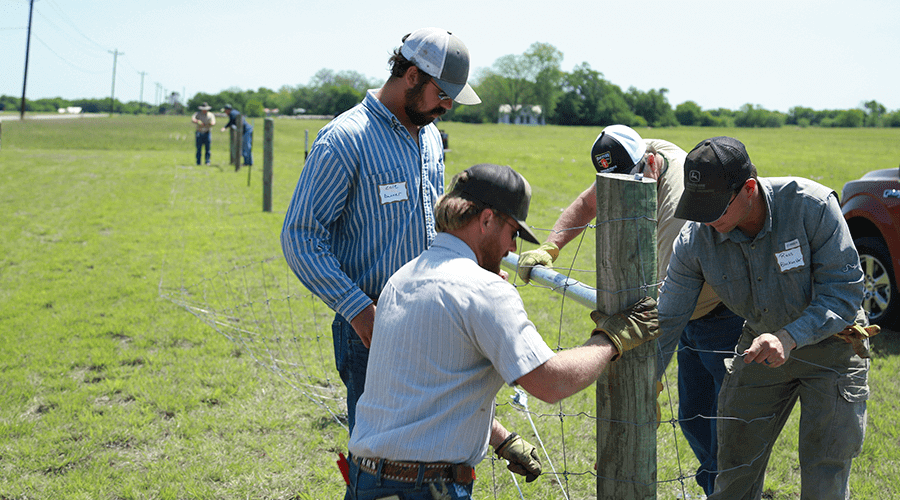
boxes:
[400,27,481,105]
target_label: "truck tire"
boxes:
[854,236,899,329]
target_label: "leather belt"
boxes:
[352,455,475,485]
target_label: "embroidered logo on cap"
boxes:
[595,152,612,172]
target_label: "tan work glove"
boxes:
[591,296,659,360]
[495,433,542,482]
[835,324,880,358]
[516,242,559,283]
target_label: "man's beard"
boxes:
[404,81,446,126]
[477,238,505,276]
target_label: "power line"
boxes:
[9,1,181,106]
[33,8,107,57]
[33,35,104,74]
[42,0,107,51]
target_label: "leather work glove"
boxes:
[835,324,880,358]
[516,242,559,283]
[591,296,659,360]
[495,433,542,482]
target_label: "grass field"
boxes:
[1,114,898,499]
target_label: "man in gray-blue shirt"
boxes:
[658,136,871,499]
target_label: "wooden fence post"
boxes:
[229,127,235,165]
[595,172,658,500]
[263,118,273,212]
[304,129,309,161]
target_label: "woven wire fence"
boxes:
[158,162,779,500]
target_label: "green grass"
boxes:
[1,115,898,499]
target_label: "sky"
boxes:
[2,0,899,113]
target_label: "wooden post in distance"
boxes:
[234,119,243,172]
[263,118,273,212]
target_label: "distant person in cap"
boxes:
[658,136,875,499]
[516,125,744,494]
[281,28,481,434]
[220,103,253,169]
[344,163,660,500]
[191,102,216,165]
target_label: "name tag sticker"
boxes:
[776,247,804,272]
[378,182,409,205]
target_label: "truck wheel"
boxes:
[854,236,899,329]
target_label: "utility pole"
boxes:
[138,71,147,106]
[108,49,123,114]
[19,0,36,120]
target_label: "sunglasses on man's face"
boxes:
[429,80,452,101]
[497,213,521,240]
[716,184,746,221]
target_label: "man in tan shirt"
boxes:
[191,102,216,165]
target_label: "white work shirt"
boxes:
[349,233,556,466]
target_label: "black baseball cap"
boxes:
[674,137,754,223]
[449,163,540,243]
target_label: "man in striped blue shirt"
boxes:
[281,27,481,432]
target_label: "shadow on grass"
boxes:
[314,414,347,430]
[871,328,900,356]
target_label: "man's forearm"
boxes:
[489,419,511,449]
[516,335,617,404]
[547,185,597,249]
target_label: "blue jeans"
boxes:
[333,313,369,433]
[195,131,211,164]
[241,129,253,166]
[677,305,744,495]
[344,456,474,500]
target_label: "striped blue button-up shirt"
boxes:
[281,90,445,321]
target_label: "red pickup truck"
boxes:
[841,165,900,329]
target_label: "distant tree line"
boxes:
[5,43,900,128]
[0,94,165,115]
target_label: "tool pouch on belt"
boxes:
[451,464,476,484]
[834,324,880,358]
